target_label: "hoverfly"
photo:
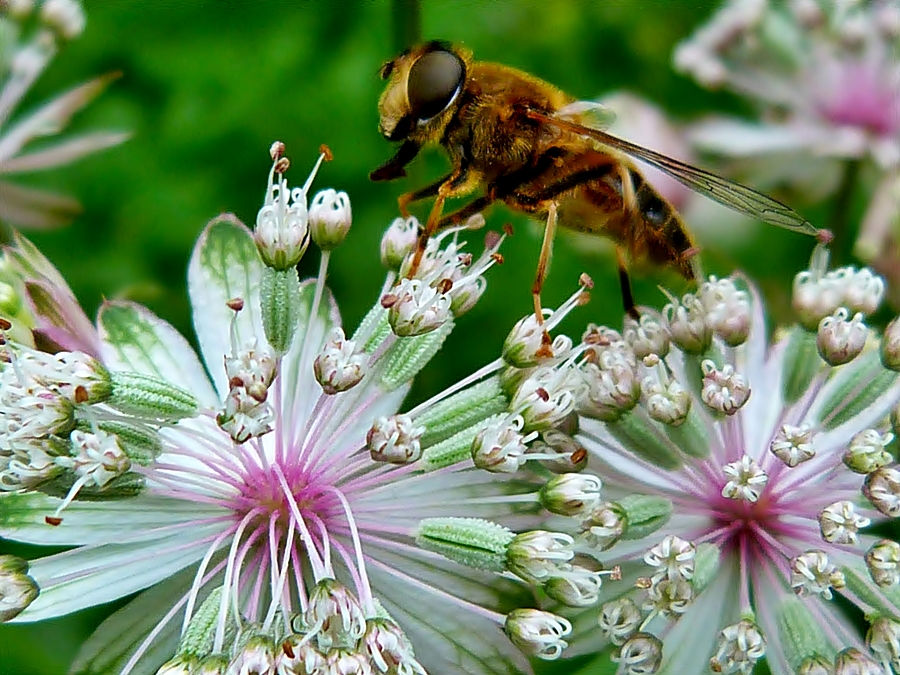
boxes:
[370,40,822,320]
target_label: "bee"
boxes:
[370,40,822,320]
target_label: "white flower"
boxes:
[534,261,900,675]
[0,150,542,675]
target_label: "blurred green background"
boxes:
[0,1,852,673]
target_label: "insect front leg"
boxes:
[406,166,472,277]
[397,173,454,218]
[530,201,559,358]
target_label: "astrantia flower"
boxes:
[488,246,900,673]
[0,145,561,674]
[0,0,127,229]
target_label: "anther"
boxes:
[269,141,285,160]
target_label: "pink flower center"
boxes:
[819,60,900,136]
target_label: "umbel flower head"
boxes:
[0,0,127,229]
[499,245,900,674]
[0,143,572,674]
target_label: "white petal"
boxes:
[0,131,129,174]
[98,301,219,408]
[688,118,820,156]
[365,542,533,675]
[188,215,266,400]
[12,526,223,621]
[0,492,225,546]
[70,565,207,675]
[0,73,119,164]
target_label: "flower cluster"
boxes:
[0,145,585,675]
[0,0,127,229]
[414,239,900,673]
[675,0,900,302]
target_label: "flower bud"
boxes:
[644,534,696,582]
[698,276,751,346]
[817,308,867,366]
[229,635,276,675]
[793,268,845,331]
[471,415,534,474]
[0,555,38,621]
[867,616,900,671]
[882,316,900,370]
[540,474,602,517]
[56,429,131,489]
[818,500,870,545]
[770,423,816,467]
[511,365,583,432]
[664,293,712,353]
[503,314,553,367]
[613,632,663,675]
[255,172,310,271]
[305,579,366,649]
[843,268,884,316]
[277,634,325,675]
[797,656,832,675]
[506,530,574,584]
[367,414,424,464]
[313,327,367,395]
[867,539,900,587]
[579,359,640,422]
[598,597,642,646]
[790,550,845,599]
[844,429,893,474]
[543,554,608,607]
[380,217,418,270]
[701,361,750,415]
[308,189,351,250]
[363,618,424,675]
[581,501,627,550]
[709,621,765,675]
[643,576,693,617]
[154,656,199,675]
[623,314,669,359]
[504,609,571,661]
[834,647,883,675]
[721,454,767,502]
[529,425,588,474]
[863,465,900,517]
[385,279,452,337]
[641,369,691,426]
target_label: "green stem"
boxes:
[390,0,421,53]
[827,159,861,265]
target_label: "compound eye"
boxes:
[379,60,394,80]
[407,49,464,122]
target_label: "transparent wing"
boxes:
[556,100,617,130]
[526,108,819,237]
